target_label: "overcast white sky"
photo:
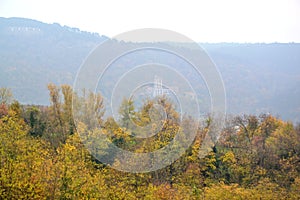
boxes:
[0,0,299,42]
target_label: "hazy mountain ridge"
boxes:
[0,17,107,104]
[0,17,299,122]
[202,43,300,121]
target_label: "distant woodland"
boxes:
[1,17,300,122]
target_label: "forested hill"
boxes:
[0,17,107,104]
[201,43,300,123]
[0,17,300,122]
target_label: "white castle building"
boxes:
[152,76,170,97]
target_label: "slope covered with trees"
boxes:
[0,17,300,122]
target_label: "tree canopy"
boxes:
[0,85,299,199]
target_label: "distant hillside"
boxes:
[0,17,107,104]
[202,43,300,122]
[0,17,299,122]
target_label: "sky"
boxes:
[0,0,299,43]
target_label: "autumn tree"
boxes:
[0,87,13,105]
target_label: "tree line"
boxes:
[0,85,300,199]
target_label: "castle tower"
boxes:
[153,76,166,97]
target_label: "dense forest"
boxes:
[0,85,299,199]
